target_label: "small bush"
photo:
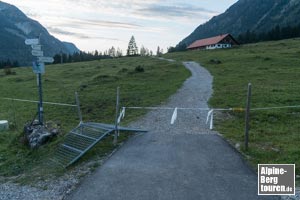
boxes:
[134,65,144,72]
[118,68,128,73]
[3,66,16,75]
[80,84,88,91]
[209,59,222,64]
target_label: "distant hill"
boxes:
[62,42,80,54]
[0,1,80,65]
[176,0,300,49]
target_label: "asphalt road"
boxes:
[67,61,279,200]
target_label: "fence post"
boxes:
[75,92,83,124]
[37,73,44,125]
[113,87,120,146]
[10,99,18,130]
[245,83,252,151]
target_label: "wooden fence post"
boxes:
[113,87,120,146]
[245,83,252,151]
[75,92,83,124]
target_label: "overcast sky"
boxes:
[3,0,238,54]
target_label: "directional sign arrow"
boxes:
[32,50,44,57]
[25,38,39,45]
[31,44,42,51]
[32,62,45,74]
[38,56,54,63]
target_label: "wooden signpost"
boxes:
[25,37,54,125]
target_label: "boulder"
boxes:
[24,121,60,149]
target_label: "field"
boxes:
[1,38,299,185]
[165,38,300,176]
[0,56,190,181]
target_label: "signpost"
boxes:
[38,56,54,63]
[31,44,42,51]
[25,37,54,125]
[25,38,39,45]
[32,62,45,74]
[31,50,44,57]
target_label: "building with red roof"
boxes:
[187,34,239,50]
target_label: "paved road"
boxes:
[67,62,279,200]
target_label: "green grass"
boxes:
[0,56,190,182]
[165,38,300,175]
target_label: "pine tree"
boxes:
[127,36,138,56]
[140,45,146,56]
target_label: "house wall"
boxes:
[206,43,231,50]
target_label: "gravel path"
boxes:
[66,62,280,200]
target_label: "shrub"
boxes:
[209,59,222,64]
[134,65,144,72]
[3,66,16,75]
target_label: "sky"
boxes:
[3,0,238,54]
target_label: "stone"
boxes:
[23,121,60,149]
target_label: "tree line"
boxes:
[1,35,163,67]
[53,35,162,64]
[0,59,19,69]
[237,23,300,44]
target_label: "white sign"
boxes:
[31,45,42,51]
[32,50,44,57]
[32,62,45,74]
[38,56,54,63]
[25,38,39,45]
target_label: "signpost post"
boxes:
[25,37,54,125]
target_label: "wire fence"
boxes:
[1,83,299,151]
[0,97,79,132]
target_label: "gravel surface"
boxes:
[0,164,93,200]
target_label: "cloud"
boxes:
[135,4,218,19]
[49,17,142,30]
[76,19,142,29]
[47,27,121,41]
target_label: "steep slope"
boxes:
[0,1,79,65]
[62,42,80,54]
[177,0,300,48]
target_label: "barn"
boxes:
[187,34,239,50]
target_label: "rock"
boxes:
[51,128,59,135]
[271,147,280,153]
[23,121,60,149]
[235,143,240,149]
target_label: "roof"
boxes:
[187,34,230,49]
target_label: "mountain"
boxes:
[62,42,80,54]
[177,0,300,49]
[0,1,80,65]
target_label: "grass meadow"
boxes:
[0,56,190,181]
